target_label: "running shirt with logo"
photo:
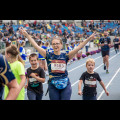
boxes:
[0,54,15,100]
[46,51,69,80]
[79,71,102,96]
[27,67,45,94]
[99,37,111,51]
[113,38,119,45]
[0,54,15,85]
[4,61,25,100]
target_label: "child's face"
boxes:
[86,62,95,73]
[29,56,38,68]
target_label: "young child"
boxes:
[78,58,109,100]
[4,45,26,100]
[25,53,45,100]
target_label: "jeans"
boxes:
[82,95,97,100]
[27,89,43,100]
[48,80,72,100]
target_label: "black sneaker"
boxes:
[106,70,109,74]
[104,65,106,70]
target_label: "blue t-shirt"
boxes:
[0,54,15,100]
[99,37,111,51]
[113,38,119,45]
[46,51,69,80]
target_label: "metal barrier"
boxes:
[0,41,6,53]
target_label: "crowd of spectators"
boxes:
[81,20,120,36]
[0,20,120,51]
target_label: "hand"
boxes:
[89,32,97,41]
[78,91,82,96]
[105,91,109,96]
[19,27,29,37]
[24,84,28,89]
[108,44,111,48]
[30,73,36,78]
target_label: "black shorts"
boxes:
[114,44,119,49]
[101,50,110,57]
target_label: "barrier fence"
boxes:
[0,41,5,53]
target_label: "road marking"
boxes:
[97,67,120,100]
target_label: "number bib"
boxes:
[115,42,118,44]
[51,60,66,73]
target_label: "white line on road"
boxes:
[97,67,120,100]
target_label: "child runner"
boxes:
[4,45,26,100]
[25,53,45,100]
[78,58,109,100]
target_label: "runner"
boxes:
[78,58,109,100]
[4,45,26,100]
[19,40,27,62]
[25,53,45,100]
[19,27,96,100]
[113,35,119,54]
[0,54,20,100]
[98,31,111,74]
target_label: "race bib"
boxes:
[104,41,108,45]
[85,80,97,86]
[51,60,66,73]
[115,42,118,44]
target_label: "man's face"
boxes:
[104,32,108,37]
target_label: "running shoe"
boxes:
[106,70,109,74]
